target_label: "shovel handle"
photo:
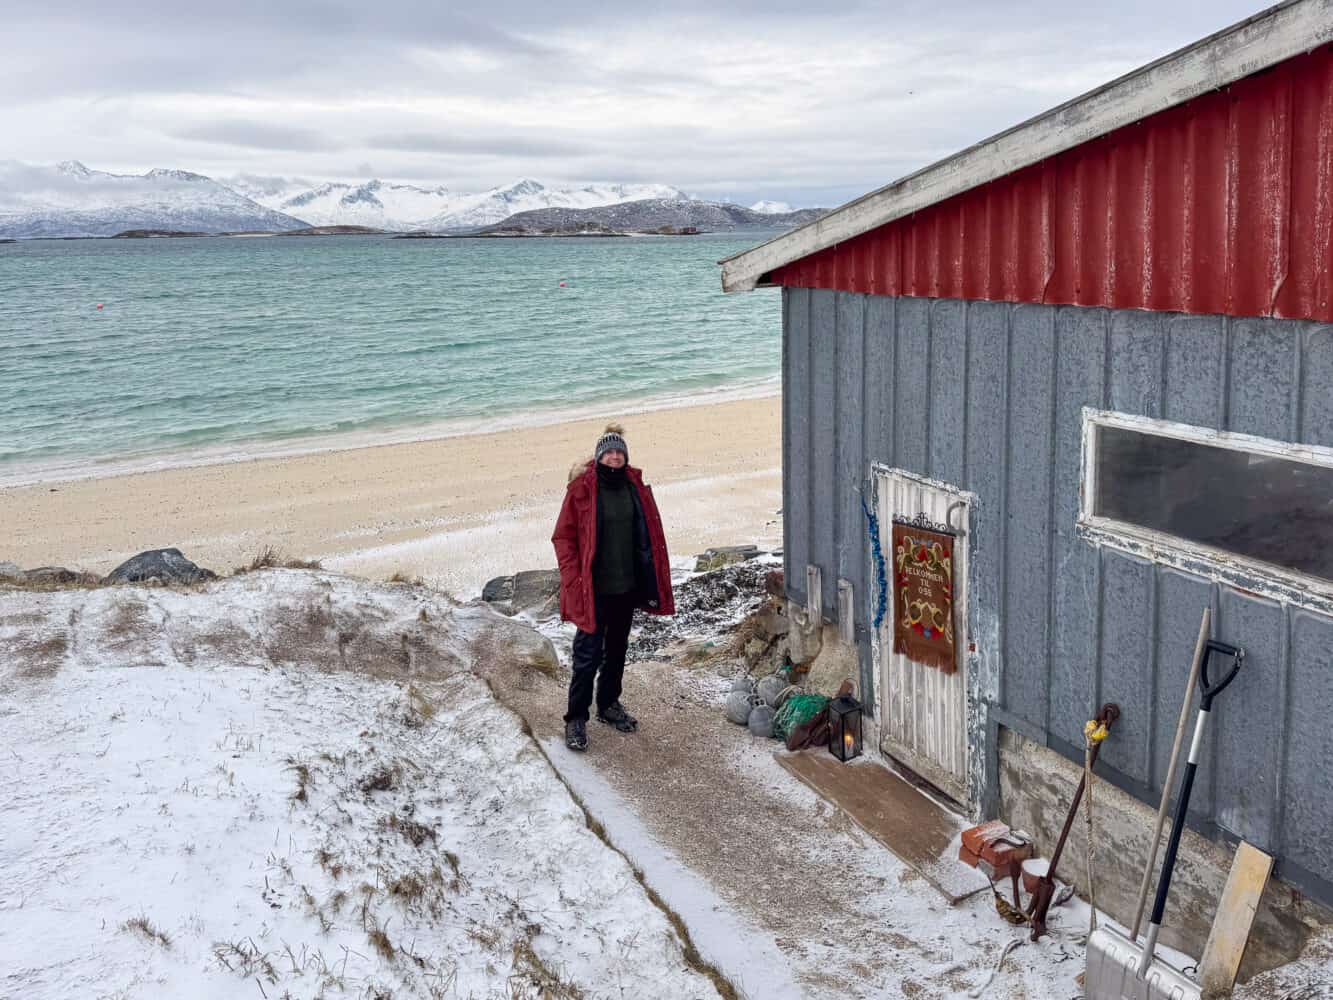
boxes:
[1199,641,1243,711]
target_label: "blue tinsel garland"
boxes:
[861,492,888,629]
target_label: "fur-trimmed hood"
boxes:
[568,458,593,484]
[567,458,646,487]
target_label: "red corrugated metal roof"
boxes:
[769,44,1333,323]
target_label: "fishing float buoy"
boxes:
[96,303,104,309]
[559,281,566,287]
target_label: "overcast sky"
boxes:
[2,0,1269,206]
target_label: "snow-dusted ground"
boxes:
[5,565,1330,999]
[0,572,722,999]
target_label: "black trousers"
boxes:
[565,591,636,723]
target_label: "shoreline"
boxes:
[1,394,783,600]
[0,377,780,490]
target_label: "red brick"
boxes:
[979,837,1033,871]
[961,820,1010,857]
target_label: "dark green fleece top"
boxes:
[592,473,635,596]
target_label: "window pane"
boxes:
[1094,425,1333,581]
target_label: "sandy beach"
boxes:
[1,395,782,598]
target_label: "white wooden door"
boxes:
[878,469,970,804]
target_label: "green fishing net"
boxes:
[771,693,829,742]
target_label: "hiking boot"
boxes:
[565,719,588,752]
[596,702,639,733]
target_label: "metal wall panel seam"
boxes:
[807,287,818,615]
[1274,604,1294,857]
[998,303,1014,711]
[1291,318,1306,443]
[925,296,935,475]
[1220,315,1233,432]
[833,291,842,599]
[1043,303,1061,739]
[782,288,793,600]
[1146,565,1161,788]
[858,293,877,711]
[1208,580,1222,834]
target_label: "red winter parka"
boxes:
[552,460,675,633]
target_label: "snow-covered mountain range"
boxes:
[0,161,308,238]
[0,161,811,238]
[230,175,692,232]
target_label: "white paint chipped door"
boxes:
[878,469,970,804]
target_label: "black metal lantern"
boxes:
[828,694,863,762]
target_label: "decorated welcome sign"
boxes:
[891,515,956,674]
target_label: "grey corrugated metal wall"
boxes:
[782,286,1333,906]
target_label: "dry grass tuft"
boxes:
[386,571,425,586]
[385,812,437,848]
[212,939,278,981]
[360,763,402,795]
[468,924,503,952]
[387,863,449,912]
[235,546,323,574]
[509,935,584,999]
[442,851,468,892]
[402,685,437,728]
[0,573,105,593]
[315,846,344,880]
[367,925,396,962]
[287,758,312,803]
[121,915,172,949]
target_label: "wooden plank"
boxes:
[775,750,989,904]
[1200,842,1274,997]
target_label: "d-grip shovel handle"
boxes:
[1143,638,1245,959]
[1199,640,1243,711]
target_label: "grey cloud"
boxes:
[0,0,1274,208]
[368,133,593,157]
[172,120,345,152]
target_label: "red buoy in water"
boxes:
[559,281,566,287]
[96,303,104,309]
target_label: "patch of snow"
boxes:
[749,200,794,214]
[0,572,723,999]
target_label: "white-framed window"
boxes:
[1080,409,1333,601]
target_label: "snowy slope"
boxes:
[0,571,723,1000]
[232,175,693,231]
[243,179,460,231]
[749,200,794,214]
[419,179,691,231]
[0,161,309,238]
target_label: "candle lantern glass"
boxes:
[828,694,863,762]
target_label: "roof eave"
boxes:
[720,0,1333,294]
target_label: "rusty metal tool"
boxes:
[1026,702,1120,942]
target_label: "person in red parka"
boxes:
[552,423,675,751]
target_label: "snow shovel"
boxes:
[1084,640,1243,1000]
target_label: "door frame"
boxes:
[871,464,975,806]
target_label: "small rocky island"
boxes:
[276,225,388,236]
[111,229,211,238]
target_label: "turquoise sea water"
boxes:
[0,233,782,483]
